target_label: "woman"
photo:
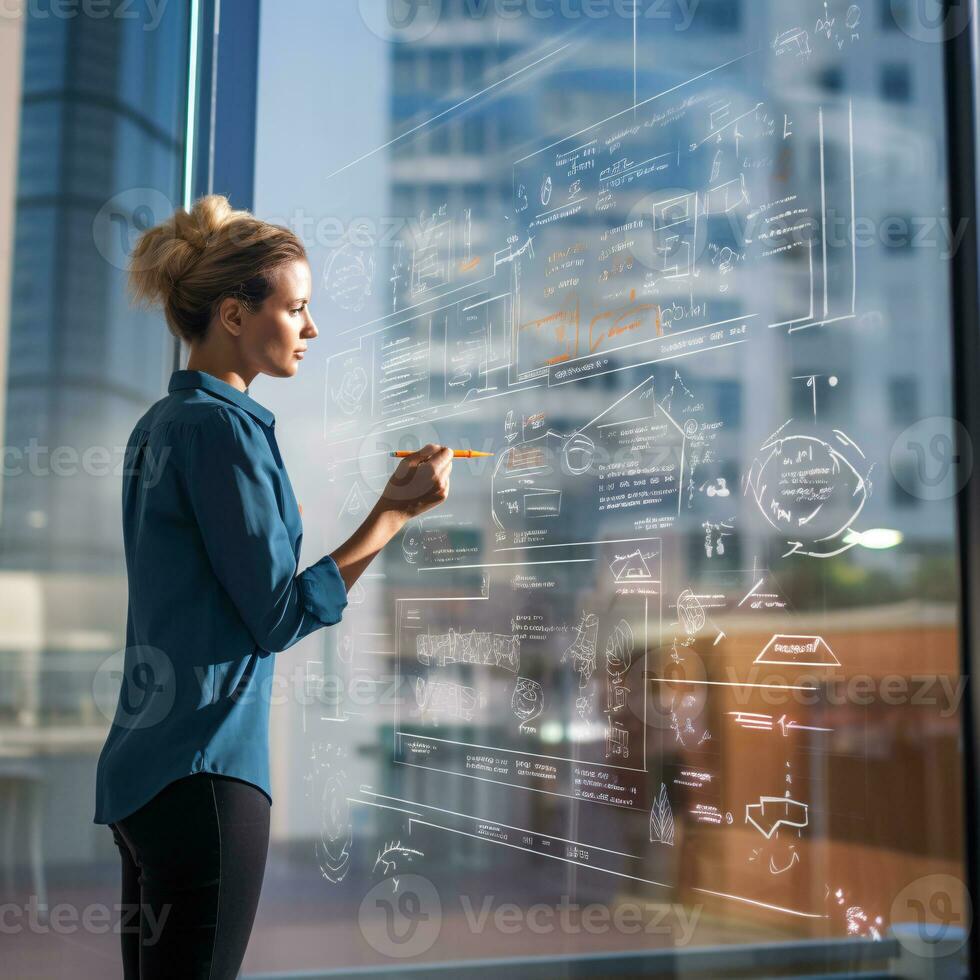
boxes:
[92,194,452,979]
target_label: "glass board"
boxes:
[251,0,968,971]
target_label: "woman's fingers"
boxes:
[380,444,452,513]
[431,446,453,472]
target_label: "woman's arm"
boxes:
[329,444,453,592]
[184,408,349,653]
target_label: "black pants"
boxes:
[108,772,271,980]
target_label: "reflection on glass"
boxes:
[0,4,189,976]
[252,0,967,975]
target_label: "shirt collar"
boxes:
[168,370,275,428]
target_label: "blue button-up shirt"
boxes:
[93,369,348,825]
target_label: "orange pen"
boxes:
[389,450,494,458]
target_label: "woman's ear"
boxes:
[216,296,244,337]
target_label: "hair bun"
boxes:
[172,195,234,251]
[128,195,237,305]
[126,193,306,344]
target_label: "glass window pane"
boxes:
[248,1,971,976]
[0,3,190,974]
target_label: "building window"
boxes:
[429,124,451,155]
[819,66,844,92]
[462,49,484,86]
[891,460,921,506]
[391,124,416,157]
[811,140,843,183]
[888,377,919,425]
[881,63,913,102]
[429,183,451,209]
[429,51,452,91]
[714,379,742,427]
[462,115,486,153]
[462,183,486,216]
[392,184,415,218]
[394,50,416,91]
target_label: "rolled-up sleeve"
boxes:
[184,407,347,653]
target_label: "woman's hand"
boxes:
[378,444,453,521]
[329,445,452,593]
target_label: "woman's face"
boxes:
[244,258,317,378]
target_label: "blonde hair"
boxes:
[128,194,306,343]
